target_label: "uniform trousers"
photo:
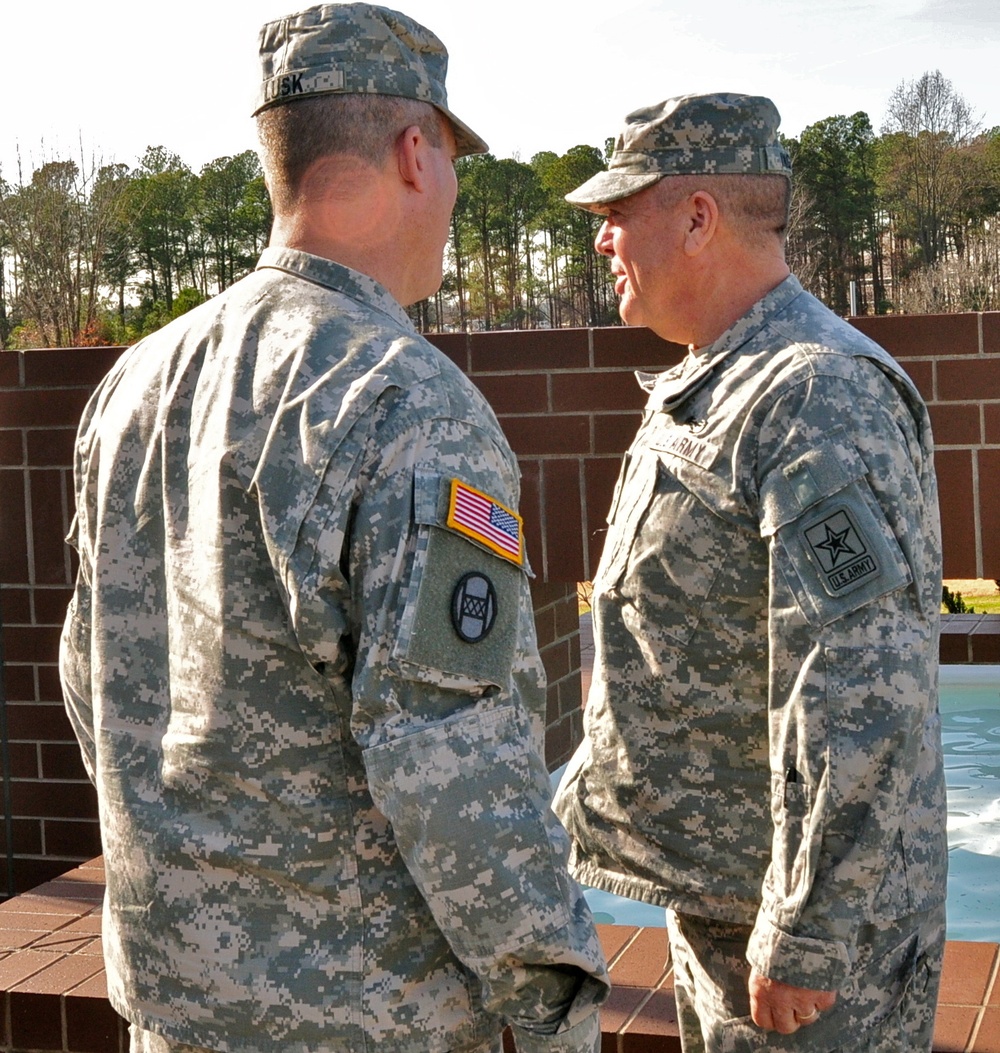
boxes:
[666,903,945,1053]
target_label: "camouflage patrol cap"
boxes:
[566,92,792,211]
[253,3,488,157]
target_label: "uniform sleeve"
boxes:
[60,577,98,785]
[745,367,947,991]
[337,409,608,1047]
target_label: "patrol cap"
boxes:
[566,92,792,211]
[253,3,488,157]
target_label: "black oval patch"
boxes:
[451,572,498,644]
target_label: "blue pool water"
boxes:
[552,665,1000,941]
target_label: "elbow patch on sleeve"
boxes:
[760,428,912,626]
[392,471,528,690]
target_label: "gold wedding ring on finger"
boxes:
[797,1008,820,1022]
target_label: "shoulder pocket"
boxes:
[393,471,528,690]
[760,429,912,626]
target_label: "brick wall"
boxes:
[850,313,1000,579]
[1,312,998,893]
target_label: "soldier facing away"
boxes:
[59,5,609,1052]
[553,93,947,1052]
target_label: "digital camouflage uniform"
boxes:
[60,229,607,1053]
[555,94,947,1052]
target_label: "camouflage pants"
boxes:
[666,903,945,1053]
[130,1026,503,1053]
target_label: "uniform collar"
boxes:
[256,246,417,333]
[638,274,804,412]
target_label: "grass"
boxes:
[579,580,1000,616]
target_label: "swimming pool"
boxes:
[552,664,1000,940]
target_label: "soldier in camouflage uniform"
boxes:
[59,5,608,1052]
[553,93,947,1051]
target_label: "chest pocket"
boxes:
[597,450,730,646]
[759,429,912,627]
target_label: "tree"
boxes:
[131,147,197,311]
[533,145,614,326]
[787,113,883,314]
[195,151,271,295]
[879,70,982,270]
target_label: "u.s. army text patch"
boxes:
[804,508,879,593]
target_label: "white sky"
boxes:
[2,0,1000,179]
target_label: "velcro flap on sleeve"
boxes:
[760,428,867,537]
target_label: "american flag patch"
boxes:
[446,479,523,564]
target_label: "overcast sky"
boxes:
[3,0,1000,179]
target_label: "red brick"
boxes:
[469,328,589,373]
[473,372,548,414]
[0,470,29,583]
[0,351,22,387]
[500,414,591,457]
[899,358,933,402]
[934,450,976,578]
[554,589,581,639]
[974,1007,1000,1053]
[0,586,32,623]
[12,949,103,994]
[939,628,971,664]
[11,780,98,822]
[41,744,89,781]
[26,427,77,468]
[31,469,73,584]
[551,370,646,413]
[972,617,1000,664]
[8,744,40,780]
[930,1005,977,1052]
[592,326,686,370]
[424,332,468,371]
[34,587,74,626]
[544,714,576,771]
[6,702,75,742]
[0,948,59,989]
[980,450,1000,581]
[938,358,1000,401]
[598,986,650,1040]
[2,666,37,703]
[542,459,586,583]
[939,940,997,1006]
[595,411,641,455]
[622,989,681,1053]
[1,623,62,664]
[584,457,623,578]
[850,313,980,358]
[13,858,84,895]
[541,638,572,685]
[66,992,127,1053]
[983,313,1000,355]
[9,989,62,1049]
[38,664,67,703]
[928,403,981,446]
[22,347,123,388]
[985,403,1000,443]
[10,818,42,855]
[0,429,23,464]
[519,459,542,575]
[0,388,94,428]
[597,924,640,965]
[609,927,671,988]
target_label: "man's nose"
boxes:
[594,219,613,256]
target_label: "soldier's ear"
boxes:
[396,124,431,193]
[683,190,719,257]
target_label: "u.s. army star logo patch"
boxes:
[804,509,879,592]
[451,572,498,643]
